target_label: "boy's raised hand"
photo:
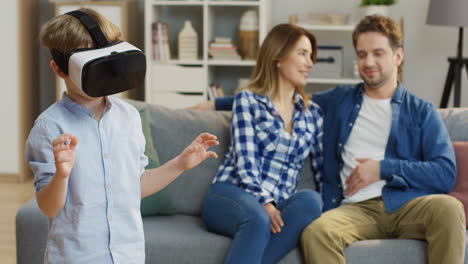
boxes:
[177,133,219,171]
[52,134,78,179]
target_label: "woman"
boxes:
[201,24,323,264]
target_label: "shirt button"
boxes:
[348,123,353,127]
[110,247,114,252]
[108,215,112,221]
[357,104,360,108]
[103,154,109,159]
[338,184,342,188]
[332,198,337,203]
[338,143,342,147]
[107,184,111,189]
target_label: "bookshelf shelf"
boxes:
[152,1,204,6]
[298,24,355,32]
[208,60,256,66]
[145,0,271,108]
[154,59,205,65]
[307,78,361,85]
[208,1,261,7]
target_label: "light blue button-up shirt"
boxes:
[26,94,148,264]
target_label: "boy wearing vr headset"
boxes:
[26,8,219,263]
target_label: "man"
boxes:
[190,15,466,263]
[301,15,465,264]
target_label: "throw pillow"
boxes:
[139,108,175,216]
[449,141,468,227]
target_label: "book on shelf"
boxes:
[209,37,241,61]
[152,21,171,62]
[207,84,224,100]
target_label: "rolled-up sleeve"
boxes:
[25,119,60,192]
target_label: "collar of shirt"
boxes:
[354,81,405,104]
[61,92,113,118]
[252,91,307,115]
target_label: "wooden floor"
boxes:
[0,179,34,264]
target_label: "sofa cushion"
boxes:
[449,141,468,227]
[142,215,303,264]
[139,108,175,216]
[438,108,468,141]
[142,214,458,264]
[145,105,232,215]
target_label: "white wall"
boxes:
[273,0,468,107]
[0,0,20,174]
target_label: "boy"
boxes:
[26,8,219,263]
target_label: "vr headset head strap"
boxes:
[50,10,111,74]
[66,10,110,48]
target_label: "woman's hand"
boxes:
[263,202,284,234]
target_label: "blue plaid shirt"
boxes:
[213,90,323,204]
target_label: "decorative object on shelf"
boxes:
[353,60,360,79]
[288,12,351,26]
[310,46,343,79]
[237,78,250,90]
[209,37,241,61]
[427,0,468,108]
[309,12,350,25]
[152,21,171,61]
[360,0,396,17]
[178,20,198,60]
[239,10,259,60]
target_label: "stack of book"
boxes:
[152,21,171,61]
[207,84,225,100]
[208,37,241,61]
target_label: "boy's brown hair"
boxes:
[39,8,121,55]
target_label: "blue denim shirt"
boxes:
[26,94,148,263]
[314,83,457,213]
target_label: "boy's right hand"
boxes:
[52,134,78,179]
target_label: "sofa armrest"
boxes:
[16,198,48,264]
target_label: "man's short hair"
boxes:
[352,15,403,51]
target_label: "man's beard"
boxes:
[360,72,389,89]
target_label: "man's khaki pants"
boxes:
[301,195,465,264]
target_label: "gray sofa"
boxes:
[17,100,468,264]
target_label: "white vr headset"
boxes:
[51,10,146,97]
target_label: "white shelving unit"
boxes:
[144,0,271,108]
[296,23,362,87]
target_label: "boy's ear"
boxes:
[49,60,67,79]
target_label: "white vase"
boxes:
[178,20,198,60]
[364,5,389,16]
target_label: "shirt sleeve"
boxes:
[134,109,149,179]
[215,96,235,111]
[25,119,60,192]
[231,91,273,204]
[309,103,324,192]
[380,103,457,193]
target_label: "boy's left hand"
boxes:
[177,133,219,171]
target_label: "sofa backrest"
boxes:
[128,100,317,216]
[128,99,468,216]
